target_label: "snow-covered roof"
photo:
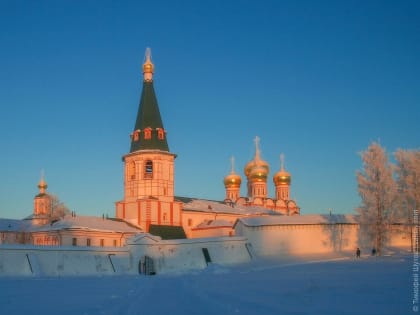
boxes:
[126,233,161,244]
[26,215,142,233]
[180,198,277,216]
[0,218,32,232]
[1,215,143,234]
[193,219,233,230]
[235,214,359,227]
[127,233,246,245]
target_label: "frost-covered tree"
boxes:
[394,149,420,251]
[49,194,70,221]
[356,142,397,255]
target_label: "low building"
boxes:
[27,215,142,247]
[0,177,142,247]
[180,197,279,238]
[234,214,412,257]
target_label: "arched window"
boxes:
[144,127,152,140]
[132,130,140,142]
[144,160,153,179]
[157,128,165,140]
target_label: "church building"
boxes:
[1,48,302,246]
[115,48,300,238]
[223,140,299,215]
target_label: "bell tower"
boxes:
[33,173,52,225]
[115,48,182,231]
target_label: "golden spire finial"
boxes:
[224,156,242,188]
[254,136,261,161]
[143,47,154,81]
[38,170,48,194]
[230,156,236,174]
[280,153,285,171]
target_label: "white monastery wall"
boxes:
[127,235,251,274]
[235,221,412,257]
[0,235,251,277]
[235,223,359,257]
[0,246,132,277]
[387,225,412,249]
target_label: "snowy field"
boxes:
[0,253,411,315]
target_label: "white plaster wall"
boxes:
[0,246,133,277]
[387,225,411,249]
[236,224,359,257]
[235,222,412,257]
[127,236,251,274]
[0,250,33,276]
[0,236,251,277]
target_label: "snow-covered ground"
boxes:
[0,253,411,315]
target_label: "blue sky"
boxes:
[0,0,419,219]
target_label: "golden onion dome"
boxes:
[273,170,291,185]
[244,160,255,178]
[225,156,242,187]
[244,159,269,177]
[257,159,269,173]
[224,173,242,187]
[249,164,268,182]
[143,59,154,74]
[244,136,269,178]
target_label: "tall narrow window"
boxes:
[132,130,140,141]
[72,238,77,246]
[86,239,91,246]
[100,239,104,247]
[144,160,153,179]
[144,127,152,140]
[157,128,165,140]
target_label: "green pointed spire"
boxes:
[130,49,169,153]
